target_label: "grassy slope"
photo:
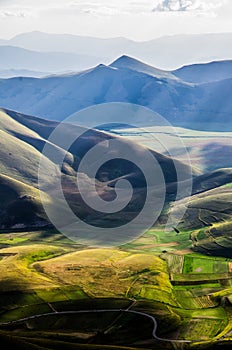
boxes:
[0,108,197,232]
[0,234,178,349]
[0,109,59,186]
[169,184,232,256]
[3,108,232,231]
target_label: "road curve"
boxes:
[0,309,191,344]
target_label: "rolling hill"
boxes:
[0,108,197,235]
[169,182,232,257]
[0,57,231,130]
[1,108,232,247]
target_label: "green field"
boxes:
[0,229,231,349]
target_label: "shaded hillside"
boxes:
[1,108,232,247]
[0,108,195,232]
[0,174,48,228]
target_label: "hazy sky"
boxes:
[0,0,231,40]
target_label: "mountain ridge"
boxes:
[110,55,177,80]
[174,60,232,83]
[0,45,107,73]
[0,57,231,130]
[1,31,232,70]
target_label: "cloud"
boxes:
[0,1,225,16]
[70,1,153,15]
[0,0,58,7]
[152,0,223,12]
[0,10,28,18]
[67,0,227,17]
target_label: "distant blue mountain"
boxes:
[0,45,106,72]
[174,60,232,83]
[0,56,231,131]
[1,31,232,69]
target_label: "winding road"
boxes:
[0,308,191,344]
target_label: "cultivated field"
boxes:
[0,229,231,349]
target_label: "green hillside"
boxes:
[169,184,232,256]
[0,108,232,349]
[0,108,197,230]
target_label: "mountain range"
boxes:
[0,31,232,71]
[0,69,49,79]
[1,29,232,350]
[0,56,231,131]
[174,60,232,83]
[0,46,105,73]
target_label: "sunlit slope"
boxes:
[1,108,195,184]
[170,184,232,256]
[0,109,71,228]
[0,109,60,186]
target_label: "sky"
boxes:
[0,0,231,40]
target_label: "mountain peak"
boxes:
[110,55,143,68]
[110,55,177,80]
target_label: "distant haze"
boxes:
[0,0,231,40]
[0,32,232,70]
